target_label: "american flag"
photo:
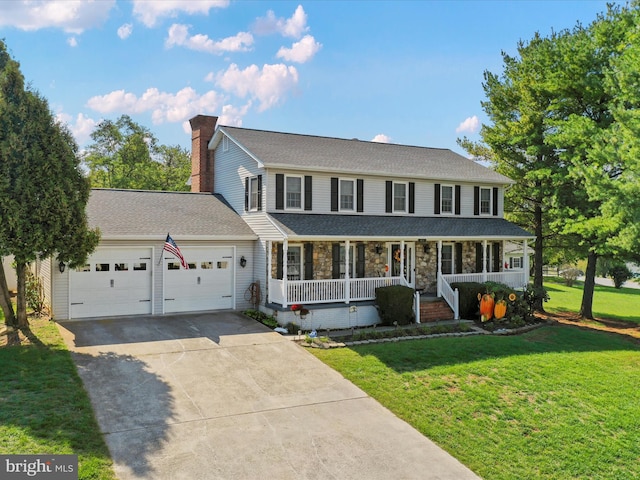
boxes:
[163,234,189,269]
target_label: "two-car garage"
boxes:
[48,189,257,321]
[68,246,237,319]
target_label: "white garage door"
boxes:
[70,248,153,319]
[164,247,234,313]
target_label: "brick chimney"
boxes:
[189,115,218,193]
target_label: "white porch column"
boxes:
[266,240,272,304]
[344,240,351,304]
[523,239,530,287]
[482,240,488,282]
[437,240,442,297]
[502,240,507,272]
[282,240,288,307]
[400,240,405,282]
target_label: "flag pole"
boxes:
[158,233,169,266]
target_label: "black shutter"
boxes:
[304,175,312,211]
[475,243,483,272]
[332,243,341,279]
[356,243,365,278]
[455,243,463,274]
[385,181,392,213]
[257,175,262,211]
[493,243,501,272]
[244,177,249,211]
[455,185,461,215]
[493,187,499,216]
[434,184,441,214]
[331,177,338,212]
[276,174,284,210]
[357,179,364,212]
[304,243,314,280]
[474,186,480,216]
[276,243,283,280]
[409,182,415,214]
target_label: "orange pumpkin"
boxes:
[494,299,507,320]
[479,294,495,321]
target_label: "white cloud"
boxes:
[67,36,78,47]
[132,0,230,28]
[253,5,308,39]
[219,102,252,126]
[456,115,480,133]
[0,0,115,34]
[86,87,225,124]
[56,112,98,146]
[214,63,299,111]
[372,134,392,143]
[117,23,133,39]
[276,35,321,63]
[165,24,253,54]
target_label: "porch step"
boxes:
[420,298,454,323]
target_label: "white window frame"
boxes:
[441,243,455,275]
[248,176,259,211]
[287,245,303,281]
[222,135,229,152]
[339,178,355,211]
[441,184,454,214]
[285,175,303,210]
[338,245,356,278]
[480,187,492,215]
[393,181,407,213]
[511,256,523,269]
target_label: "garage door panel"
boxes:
[164,247,234,313]
[70,248,153,319]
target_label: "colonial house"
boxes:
[41,115,532,329]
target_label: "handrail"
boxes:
[438,272,459,320]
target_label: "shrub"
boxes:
[25,270,47,316]
[560,267,582,287]
[451,282,485,318]
[375,285,415,325]
[609,264,632,289]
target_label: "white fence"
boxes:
[442,271,528,290]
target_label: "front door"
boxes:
[388,242,415,288]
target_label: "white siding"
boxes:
[265,169,504,218]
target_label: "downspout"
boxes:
[344,240,350,304]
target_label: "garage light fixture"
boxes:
[240,256,247,268]
[58,261,66,273]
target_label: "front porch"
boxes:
[264,239,530,325]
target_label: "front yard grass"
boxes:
[310,325,640,480]
[545,277,640,324]
[0,317,115,480]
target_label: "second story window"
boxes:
[441,185,454,214]
[394,182,407,212]
[249,177,259,211]
[480,187,491,214]
[286,176,302,209]
[340,179,354,211]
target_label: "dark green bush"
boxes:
[610,264,632,288]
[451,282,484,319]
[375,285,415,325]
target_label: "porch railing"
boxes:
[268,276,406,306]
[437,273,460,320]
[442,271,528,290]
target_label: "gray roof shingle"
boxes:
[269,213,532,239]
[219,126,511,184]
[87,189,256,239]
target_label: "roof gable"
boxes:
[215,126,512,184]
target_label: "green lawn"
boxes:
[0,318,115,480]
[545,277,640,324]
[311,325,640,480]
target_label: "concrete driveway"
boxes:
[58,312,479,480]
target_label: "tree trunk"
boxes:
[0,260,17,327]
[580,251,597,319]
[15,261,28,328]
[533,202,545,312]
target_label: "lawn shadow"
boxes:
[346,324,640,373]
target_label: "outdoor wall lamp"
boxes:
[375,244,383,254]
[58,261,66,273]
[240,256,247,268]
[423,244,430,255]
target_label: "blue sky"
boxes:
[0,0,612,156]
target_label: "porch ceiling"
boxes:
[269,213,533,240]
